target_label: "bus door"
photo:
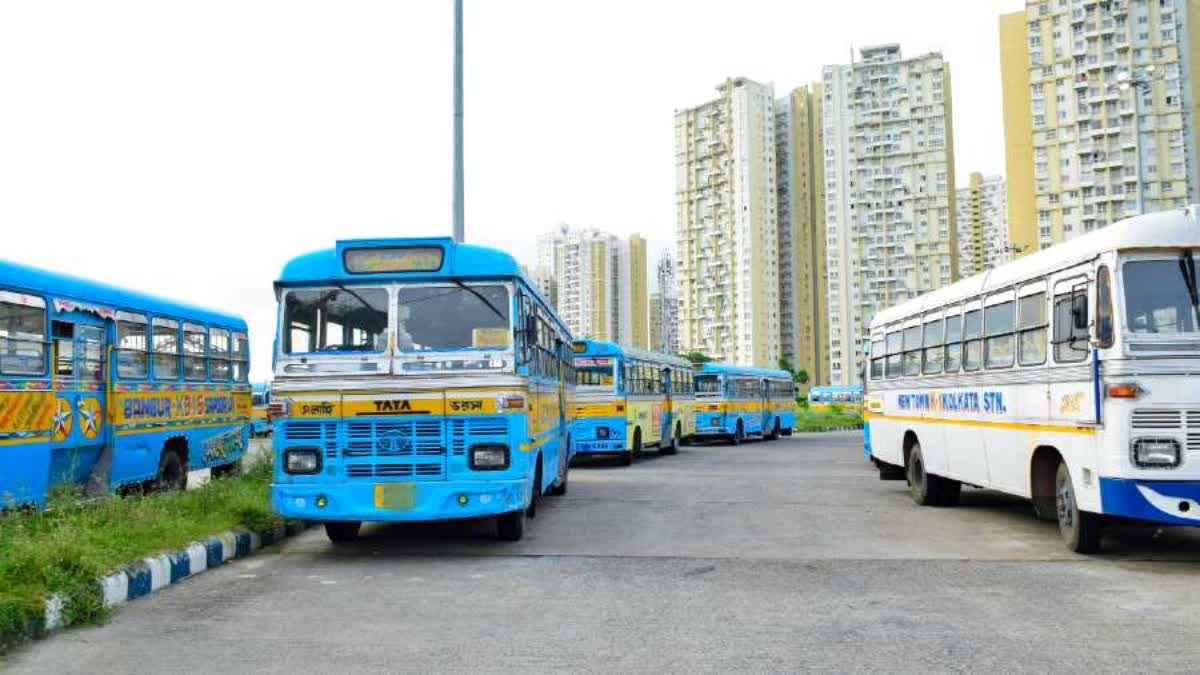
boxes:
[761,379,771,434]
[660,367,671,445]
[48,315,108,489]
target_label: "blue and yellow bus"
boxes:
[807,384,863,412]
[691,364,795,444]
[0,259,251,509]
[572,340,694,466]
[251,382,272,436]
[269,237,575,542]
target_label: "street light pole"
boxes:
[452,0,465,243]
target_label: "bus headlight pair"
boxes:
[470,444,510,470]
[284,448,322,474]
[1131,438,1182,469]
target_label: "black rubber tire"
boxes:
[527,460,541,519]
[731,421,745,446]
[766,419,781,441]
[1056,461,1103,553]
[661,424,680,455]
[155,448,187,492]
[324,521,361,544]
[211,460,241,479]
[907,442,937,506]
[619,450,633,466]
[497,508,526,541]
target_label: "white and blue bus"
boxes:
[269,238,575,542]
[865,207,1200,552]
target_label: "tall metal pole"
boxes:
[452,0,465,242]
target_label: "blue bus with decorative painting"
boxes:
[0,259,252,509]
[251,382,272,436]
[572,339,694,465]
[807,384,863,412]
[692,363,795,444]
[269,237,575,542]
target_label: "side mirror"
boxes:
[1071,292,1088,330]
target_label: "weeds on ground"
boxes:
[0,457,279,651]
[793,407,864,432]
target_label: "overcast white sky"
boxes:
[0,0,1021,380]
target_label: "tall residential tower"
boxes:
[822,45,959,384]
[1000,0,1200,251]
[956,173,1010,277]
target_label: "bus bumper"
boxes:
[271,478,528,522]
[1099,478,1200,527]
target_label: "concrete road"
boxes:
[7,433,1200,673]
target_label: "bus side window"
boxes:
[962,308,983,371]
[52,321,74,377]
[1053,289,1090,363]
[884,329,902,378]
[1096,265,1114,348]
[1017,291,1048,366]
[943,311,962,373]
[869,339,884,380]
[0,295,47,377]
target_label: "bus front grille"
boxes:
[341,419,446,480]
[284,422,339,460]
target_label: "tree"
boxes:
[682,350,714,365]
[777,357,809,385]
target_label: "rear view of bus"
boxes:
[251,382,272,436]
[269,238,574,542]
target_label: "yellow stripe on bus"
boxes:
[869,412,1097,435]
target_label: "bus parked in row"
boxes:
[269,238,575,542]
[865,206,1200,553]
[572,340,695,465]
[808,385,863,412]
[692,364,796,444]
[251,382,272,436]
[0,260,251,509]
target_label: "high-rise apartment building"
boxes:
[533,224,648,347]
[652,253,680,355]
[1000,0,1200,252]
[674,77,780,367]
[956,173,1011,277]
[822,45,959,385]
[776,84,830,384]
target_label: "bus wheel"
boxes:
[548,450,569,496]
[662,424,680,455]
[906,441,958,506]
[497,508,526,541]
[620,450,633,466]
[767,419,781,441]
[324,521,361,544]
[732,420,745,446]
[1056,461,1103,553]
[155,448,187,493]
[527,459,542,518]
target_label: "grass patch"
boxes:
[793,407,864,433]
[0,458,281,651]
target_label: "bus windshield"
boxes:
[576,357,615,390]
[397,284,511,352]
[1123,252,1200,335]
[284,286,389,353]
[695,374,721,396]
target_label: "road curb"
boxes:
[2,520,311,651]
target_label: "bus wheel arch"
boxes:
[904,433,959,507]
[1030,446,1063,521]
[901,430,920,469]
[527,454,543,519]
[155,437,189,492]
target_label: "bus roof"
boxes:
[0,258,247,330]
[573,339,692,368]
[699,362,793,380]
[872,205,1200,329]
[810,384,863,393]
[277,237,524,285]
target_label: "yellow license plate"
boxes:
[374,483,416,511]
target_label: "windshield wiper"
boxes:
[453,279,507,322]
[1179,252,1200,329]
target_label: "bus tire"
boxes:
[527,458,542,519]
[155,447,187,493]
[767,419,781,441]
[324,521,361,544]
[497,508,525,541]
[907,441,953,506]
[661,424,680,455]
[1056,460,1103,553]
[731,420,745,446]
[619,450,633,466]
